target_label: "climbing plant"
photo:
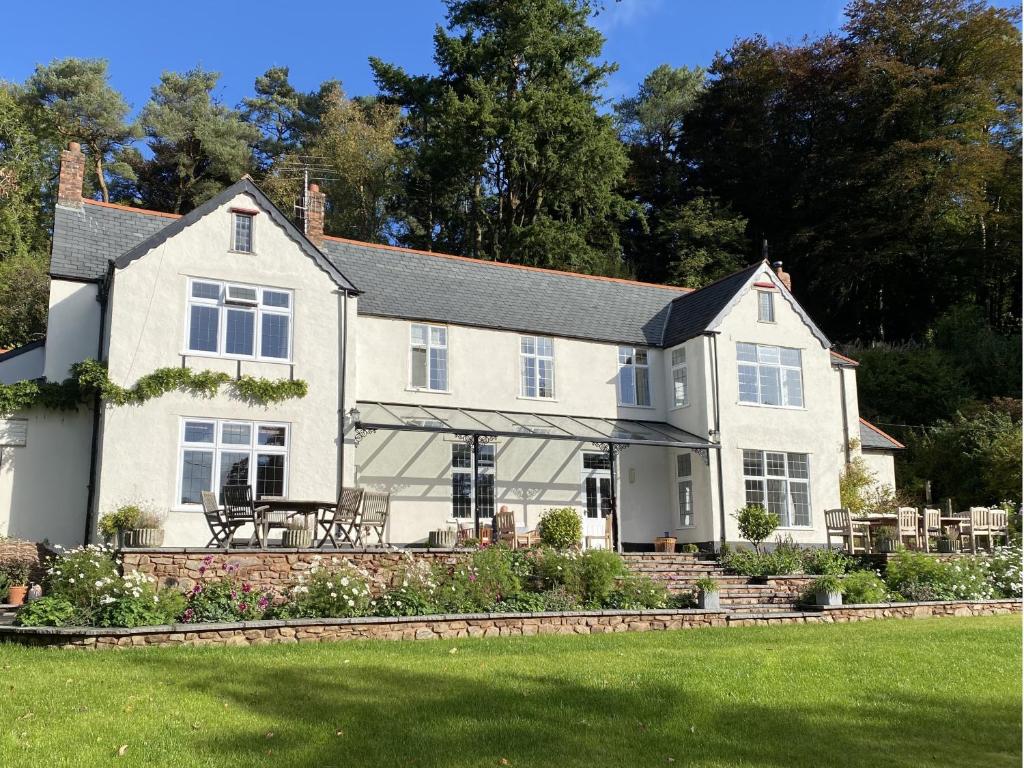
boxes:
[0,359,307,416]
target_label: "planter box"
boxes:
[282,528,313,548]
[126,529,165,548]
[815,590,843,607]
[654,537,677,553]
[428,529,457,548]
[877,538,899,554]
[697,590,720,610]
[938,539,960,554]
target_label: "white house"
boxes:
[0,143,902,550]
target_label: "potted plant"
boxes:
[694,576,720,610]
[873,526,899,554]
[99,503,142,548]
[127,507,166,548]
[938,527,960,553]
[811,575,844,607]
[654,531,677,553]
[4,558,33,606]
[281,517,313,548]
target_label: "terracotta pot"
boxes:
[654,536,677,553]
[7,585,28,606]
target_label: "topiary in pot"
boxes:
[537,507,583,550]
[733,504,777,553]
[694,576,720,610]
[811,575,844,607]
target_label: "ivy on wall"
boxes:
[0,359,307,416]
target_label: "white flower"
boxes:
[330,592,338,598]
[95,580,104,588]
[69,578,76,584]
[347,599,355,607]
[340,577,350,587]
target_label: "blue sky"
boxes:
[2,0,1018,115]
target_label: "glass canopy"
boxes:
[353,401,716,449]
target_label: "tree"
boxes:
[372,0,631,275]
[119,68,258,213]
[261,84,402,242]
[0,252,48,347]
[615,64,751,284]
[734,504,777,553]
[26,58,136,202]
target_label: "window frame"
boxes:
[176,417,290,509]
[409,323,449,392]
[736,343,804,408]
[617,346,652,407]
[184,278,293,363]
[231,211,255,253]
[519,335,555,400]
[450,442,496,521]
[670,346,688,409]
[676,452,694,528]
[741,449,812,528]
[757,290,775,323]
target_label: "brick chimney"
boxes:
[772,260,792,291]
[58,141,85,208]
[305,183,325,246]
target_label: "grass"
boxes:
[0,616,1019,768]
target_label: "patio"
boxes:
[826,505,1011,556]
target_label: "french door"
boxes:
[581,452,612,547]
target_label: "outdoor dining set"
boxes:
[826,505,1011,555]
[200,486,392,550]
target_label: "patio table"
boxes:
[260,499,335,542]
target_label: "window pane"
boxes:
[765,452,787,476]
[672,347,686,366]
[411,325,427,346]
[618,365,636,405]
[520,336,535,355]
[736,343,757,362]
[758,292,775,322]
[678,480,693,526]
[757,345,780,364]
[255,454,285,498]
[430,326,447,347]
[744,479,765,508]
[262,290,290,308]
[759,366,782,406]
[452,444,471,469]
[585,477,599,518]
[476,473,495,518]
[599,478,612,515]
[478,444,496,468]
[191,281,220,300]
[219,451,250,491]
[452,472,472,518]
[787,453,809,479]
[618,347,633,365]
[743,450,763,477]
[738,364,759,403]
[791,481,811,526]
[635,366,651,407]
[673,365,687,407]
[537,337,553,357]
[411,347,427,387]
[522,356,537,397]
[583,453,611,471]
[181,450,213,504]
[766,479,788,525]
[260,313,290,359]
[780,347,801,367]
[257,425,287,447]
[677,453,692,477]
[635,349,649,366]
[189,305,219,352]
[233,214,252,252]
[225,309,255,355]
[221,423,251,445]
[429,347,448,390]
[784,368,803,407]
[184,421,215,444]
[538,358,553,398]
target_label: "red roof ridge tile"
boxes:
[859,417,906,449]
[83,199,182,219]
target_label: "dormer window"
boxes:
[232,211,254,253]
[757,290,775,323]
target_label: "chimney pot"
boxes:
[309,183,319,193]
[772,260,792,291]
[58,141,86,207]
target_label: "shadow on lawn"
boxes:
[144,646,1021,768]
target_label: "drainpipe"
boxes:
[608,444,621,553]
[838,365,851,465]
[708,333,727,550]
[83,267,112,544]
[338,290,349,494]
[472,434,481,539]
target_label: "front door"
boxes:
[582,452,612,548]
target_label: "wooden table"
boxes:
[259,499,335,543]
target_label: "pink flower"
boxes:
[241,583,252,594]
[190,584,203,596]
[238,602,248,613]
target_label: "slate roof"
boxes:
[660,263,763,347]
[859,418,905,450]
[51,202,176,281]
[320,238,687,346]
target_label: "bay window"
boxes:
[186,279,292,361]
[737,343,803,407]
[742,449,811,527]
[179,418,289,505]
[618,347,651,407]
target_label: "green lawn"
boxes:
[0,616,1019,768]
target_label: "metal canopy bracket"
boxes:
[353,427,377,446]
[589,442,629,456]
[692,447,710,466]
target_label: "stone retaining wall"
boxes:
[1,599,1017,650]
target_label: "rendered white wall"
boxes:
[0,345,45,384]
[44,280,100,380]
[862,450,897,492]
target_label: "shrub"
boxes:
[181,557,273,623]
[43,545,120,609]
[537,507,582,550]
[14,596,77,627]
[470,545,527,601]
[537,587,582,611]
[803,548,853,575]
[694,576,719,593]
[374,557,440,617]
[2,556,33,585]
[97,504,143,538]
[884,551,995,601]
[841,570,888,604]
[734,505,776,552]
[724,549,798,577]
[669,591,697,609]
[984,545,1022,597]
[810,575,844,595]
[769,536,804,573]
[91,573,179,628]
[605,575,670,609]
[577,549,626,606]
[488,592,549,613]
[532,547,583,594]
[285,557,374,619]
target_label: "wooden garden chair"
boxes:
[200,490,237,549]
[920,508,941,552]
[494,507,538,549]
[988,507,1009,548]
[897,507,920,550]
[316,488,364,548]
[963,507,993,553]
[357,492,391,546]
[583,515,613,550]
[222,485,270,548]
[825,508,871,554]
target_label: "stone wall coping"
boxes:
[119,547,477,555]
[817,597,1022,611]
